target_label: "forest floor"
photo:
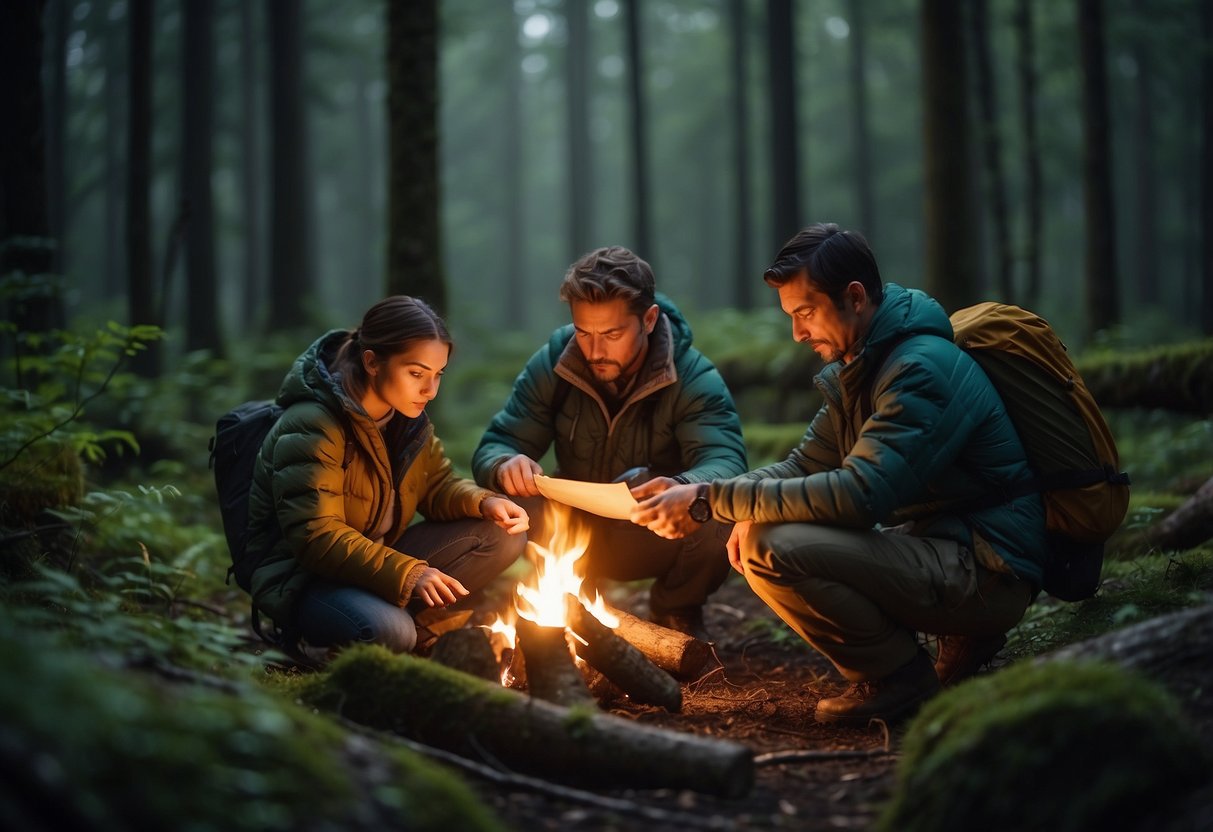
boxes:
[390,570,1213,832]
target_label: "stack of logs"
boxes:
[431,595,716,712]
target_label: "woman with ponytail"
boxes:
[244,296,528,656]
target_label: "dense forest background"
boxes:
[23,0,1213,358]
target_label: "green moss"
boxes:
[879,661,1212,832]
[561,703,597,740]
[0,621,502,831]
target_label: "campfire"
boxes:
[477,504,714,712]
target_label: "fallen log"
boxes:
[1035,602,1213,675]
[603,603,716,680]
[310,645,756,797]
[1147,474,1213,551]
[515,617,595,706]
[566,595,682,712]
[1075,339,1213,415]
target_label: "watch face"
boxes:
[689,497,711,524]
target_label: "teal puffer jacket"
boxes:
[473,294,748,487]
[246,330,494,626]
[712,283,1048,584]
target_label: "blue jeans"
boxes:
[294,517,525,653]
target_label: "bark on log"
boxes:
[515,617,595,707]
[315,647,756,797]
[1075,340,1213,415]
[429,627,501,683]
[565,595,682,712]
[1035,602,1213,675]
[604,603,716,680]
[1147,474,1213,551]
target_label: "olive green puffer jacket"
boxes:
[711,283,1048,584]
[472,294,747,488]
[245,330,493,626]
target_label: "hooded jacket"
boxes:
[711,283,1048,584]
[246,330,494,625]
[472,294,747,488]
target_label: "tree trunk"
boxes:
[314,648,756,798]
[0,0,64,337]
[501,2,525,327]
[1077,0,1119,339]
[181,0,220,354]
[1014,0,1043,306]
[104,9,125,301]
[268,0,312,328]
[565,0,592,262]
[766,0,801,251]
[239,0,262,331]
[1037,603,1213,677]
[848,0,875,243]
[1075,340,1213,415]
[386,0,444,312]
[45,0,68,277]
[1130,0,1157,307]
[622,0,651,260]
[921,0,978,313]
[970,0,1012,301]
[1201,0,1213,336]
[729,0,754,309]
[1147,475,1213,552]
[127,0,157,377]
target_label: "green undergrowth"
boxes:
[0,617,501,832]
[880,661,1212,831]
[1006,547,1213,659]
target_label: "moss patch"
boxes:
[879,660,1212,832]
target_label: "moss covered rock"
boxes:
[879,660,1212,832]
[0,620,502,832]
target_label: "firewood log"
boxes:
[1036,602,1213,675]
[566,595,682,712]
[314,646,756,797]
[515,617,595,707]
[602,603,716,680]
[429,628,500,683]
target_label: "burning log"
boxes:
[515,617,595,707]
[314,646,756,797]
[565,595,682,712]
[603,603,716,680]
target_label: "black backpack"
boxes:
[209,400,358,591]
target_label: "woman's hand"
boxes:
[726,520,752,574]
[414,567,469,607]
[481,495,530,534]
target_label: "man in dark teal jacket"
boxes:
[473,246,748,638]
[632,223,1048,724]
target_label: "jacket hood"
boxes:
[546,291,694,360]
[276,329,362,416]
[862,283,954,354]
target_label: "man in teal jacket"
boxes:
[473,246,748,639]
[632,223,1047,724]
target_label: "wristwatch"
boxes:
[687,483,712,524]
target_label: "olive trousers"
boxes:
[739,522,1033,682]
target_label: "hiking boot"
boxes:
[815,650,941,726]
[934,633,1007,687]
[650,606,711,643]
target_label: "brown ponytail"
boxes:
[333,296,452,399]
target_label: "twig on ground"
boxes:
[754,748,898,767]
[336,717,741,831]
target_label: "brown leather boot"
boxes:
[815,650,941,726]
[934,633,1007,687]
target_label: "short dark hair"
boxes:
[559,246,656,318]
[763,223,884,305]
[334,295,452,399]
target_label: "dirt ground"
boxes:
[440,571,1213,832]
